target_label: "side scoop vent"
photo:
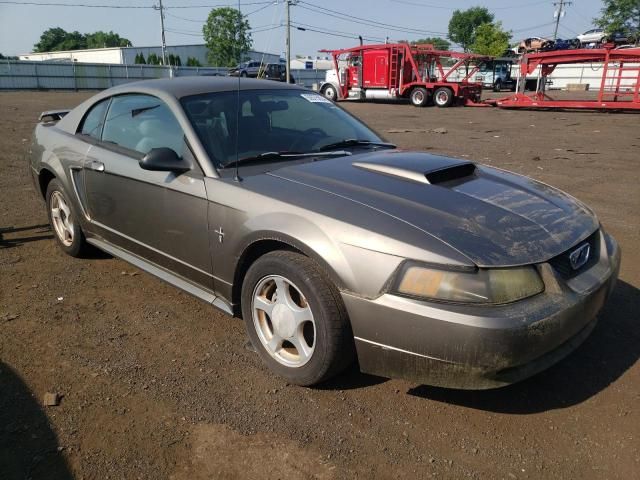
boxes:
[425,163,476,184]
[353,160,476,185]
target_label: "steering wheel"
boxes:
[291,128,327,151]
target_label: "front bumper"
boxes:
[342,232,621,389]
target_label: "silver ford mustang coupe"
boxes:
[28,77,620,389]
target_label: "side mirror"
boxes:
[139,148,190,173]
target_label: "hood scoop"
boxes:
[353,159,476,185]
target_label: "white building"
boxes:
[19,44,280,67]
[290,56,333,70]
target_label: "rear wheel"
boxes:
[434,87,454,108]
[240,71,248,77]
[46,179,87,257]
[493,79,502,92]
[410,87,429,107]
[241,251,354,386]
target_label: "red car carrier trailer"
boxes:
[492,46,640,110]
[318,43,490,107]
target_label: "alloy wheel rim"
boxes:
[414,91,425,103]
[436,91,448,104]
[252,275,316,368]
[50,191,74,246]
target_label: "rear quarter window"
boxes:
[78,98,110,139]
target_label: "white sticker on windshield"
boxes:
[300,93,332,103]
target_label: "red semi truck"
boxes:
[318,43,490,107]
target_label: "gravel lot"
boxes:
[1,91,638,480]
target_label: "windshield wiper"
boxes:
[226,150,352,168]
[318,139,396,152]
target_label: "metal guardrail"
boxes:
[0,60,327,90]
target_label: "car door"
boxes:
[81,94,214,289]
[249,62,261,77]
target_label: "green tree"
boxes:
[167,53,182,66]
[85,31,132,49]
[595,0,640,34]
[0,53,18,60]
[134,53,146,64]
[56,30,86,51]
[147,53,160,65]
[470,22,512,56]
[186,56,202,67]
[34,27,132,52]
[34,27,68,52]
[448,7,494,52]
[412,37,451,50]
[203,7,252,67]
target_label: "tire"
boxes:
[241,251,355,386]
[433,87,454,108]
[410,87,429,107]
[46,179,87,257]
[322,84,337,101]
[493,79,502,92]
[240,71,248,77]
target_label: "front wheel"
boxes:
[322,84,337,101]
[241,251,354,386]
[433,87,454,107]
[493,79,502,92]
[410,87,430,107]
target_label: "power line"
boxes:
[164,28,203,37]
[0,0,274,7]
[0,1,152,7]
[386,0,452,10]
[292,21,385,42]
[166,23,276,35]
[297,1,448,37]
[251,24,282,34]
[511,21,557,34]
[243,1,275,16]
[164,12,206,23]
[558,23,579,36]
[165,2,275,24]
[165,1,273,8]
[388,0,549,10]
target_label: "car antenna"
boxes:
[233,0,242,183]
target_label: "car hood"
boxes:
[268,150,598,267]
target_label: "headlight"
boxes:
[393,262,544,304]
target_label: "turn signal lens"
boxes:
[396,264,544,304]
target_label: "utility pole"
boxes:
[552,0,572,40]
[155,0,168,66]
[285,1,298,84]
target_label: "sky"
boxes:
[0,0,605,57]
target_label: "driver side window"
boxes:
[101,94,185,156]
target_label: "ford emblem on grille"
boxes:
[569,243,591,270]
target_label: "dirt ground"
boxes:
[1,90,639,480]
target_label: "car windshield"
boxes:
[181,89,385,168]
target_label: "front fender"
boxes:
[205,176,407,303]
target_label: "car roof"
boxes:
[104,76,301,99]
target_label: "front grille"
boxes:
[548,230,600,279]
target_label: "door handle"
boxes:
[86,160,105,172]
